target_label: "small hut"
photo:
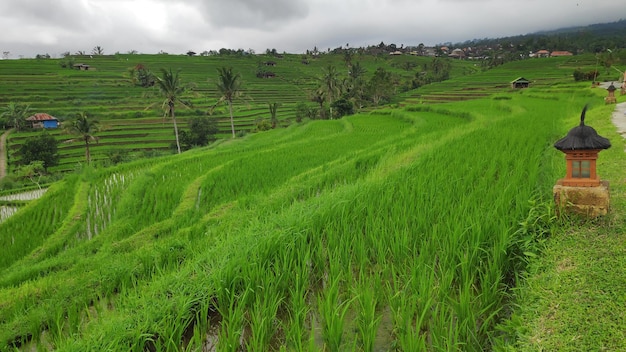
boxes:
[26,113,59,129]
[72,63,93,71]
[510,77,530,89]
[605,82,617,104]
[553,105,611,217]
[256,72,276,79]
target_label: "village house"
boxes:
[550,51,574,57]
[449,48,465,59]
[531,50,573,58]
[423,47,437,57]
[532,50,550,58]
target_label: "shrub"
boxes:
[19,132,60,170]
[295,102,309,122]
[254,119,272,131]
[331,97,354,118]
[573,69,598,81]
[105,150,130,165]
[0,175,16,191]
[179,117,219,151]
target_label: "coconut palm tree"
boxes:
[216,67,243,138]
[155,68,186,154]
[1,102,31,131]
[92,46,104,55]
[309,89,326,119]
[320,65,341,118]
[348,61,366,81]
[269,102,280,128]
[65,112,99,164]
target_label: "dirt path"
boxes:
[0,129,10,179]
[611,102,626,150]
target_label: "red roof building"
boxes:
[26,113,59,129]
[551,51,573,57]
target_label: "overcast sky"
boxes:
[0,0,623,58]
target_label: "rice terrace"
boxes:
[1,24,626,351]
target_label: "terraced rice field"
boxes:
[402,55,599,104]
[2,53,470,171]
[0,51,616,351]
[1,52,615,350]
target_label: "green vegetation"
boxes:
[0,53,477,174]
[64,112,100,165]
[494,103,626,351]
[155,68,188,154]
[0,50,625,351]
[18,131,59,170]
[0,102,31,131]
[215,66,244,138]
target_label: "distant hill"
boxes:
[535,19,626,36]
[454,19,626,53]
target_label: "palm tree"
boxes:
[349,61,366,81]
[269,102,280,128]
[309,89,326,119]
[65,112,99,164]
[348,62,367,110]
[1,102,31,131]
[216,67,243,138]
[343,50,353,67]
[320,65,341,119]
[155,68,187,154]
[92,46,104,55]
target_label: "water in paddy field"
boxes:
[0,205,19,223]
[0,188,47,201]
[0,188,47,223]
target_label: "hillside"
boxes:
[1,54,625,350]
[0,53,477,173]
[453,19,626,53]
[2,51,618,175]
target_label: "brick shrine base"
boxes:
[553,180,610,218]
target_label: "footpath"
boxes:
[611,101,626,150]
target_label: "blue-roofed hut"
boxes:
[26,113,59,129]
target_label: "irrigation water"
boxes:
[0,188,47,223]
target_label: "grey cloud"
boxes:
[1,0,624,59]
[0,0,88,31]
[193,0,310,29]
